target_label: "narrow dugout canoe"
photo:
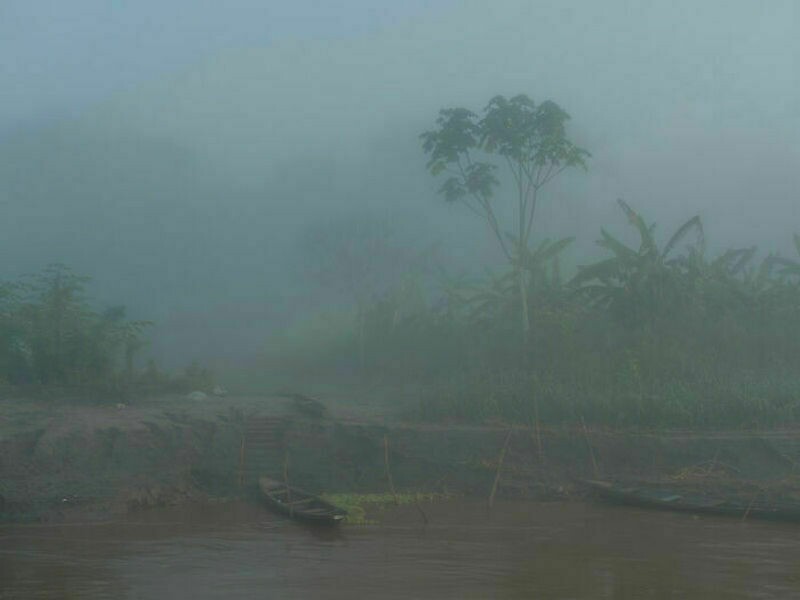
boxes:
[259,477,347,525]
[584,479,800,523]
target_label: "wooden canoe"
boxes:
[259,477,347,525]
[584,479,800,523]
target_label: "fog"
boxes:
[2,0,798,369]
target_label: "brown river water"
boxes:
[2,499,800,599]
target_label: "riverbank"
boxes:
[2,391,800,523]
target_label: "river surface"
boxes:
[2,499,800,599]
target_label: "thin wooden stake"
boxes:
[237,434,246,488]
[533,397,544,463]
[580,416,600,478]
[704,449,720,478]
[742,489,760,522]
[384,434,398,500]
[413,495,430,526]
[284,451,293,518]
[488,428,513,509]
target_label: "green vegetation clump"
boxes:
[321,492,450,525]
[0,263,151,388]
[0,264,222,397]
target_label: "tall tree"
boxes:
[421,94,589,343]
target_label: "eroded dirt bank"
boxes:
[2,393,800,522]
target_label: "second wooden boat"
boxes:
[584,479,800,523]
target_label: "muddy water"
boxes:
[2,499,800,599]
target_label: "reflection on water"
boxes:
[2,499,800,599]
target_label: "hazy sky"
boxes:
[2,0,797,367]
[0,0,455,133]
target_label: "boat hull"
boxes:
[259,477,347,525]
[584,479,800,523]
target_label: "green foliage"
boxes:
[480,96,590,170]
[421,95,589,256]
[571,199,706,325]
[0,263,151,387]
[320,492,450,525]
[421,96,589,209]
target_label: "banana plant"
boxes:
[571,199,704,325]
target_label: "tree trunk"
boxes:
[519,267,530,345]
[125,342,135,382]
[357,303,366,374]
[518,176,531,347]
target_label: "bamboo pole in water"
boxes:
[742,488,762,522]
[488,428,513,509]
[533,397,544,463]
[580,416,600,478]
[237,434,246,489]
[284,451,293,518]
[384,434,398,500]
